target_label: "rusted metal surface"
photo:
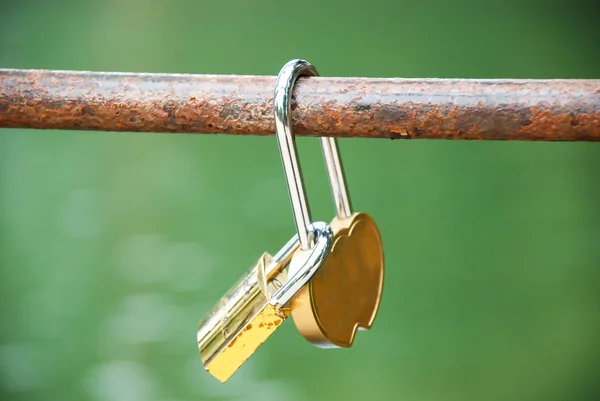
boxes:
[0,69,599,141]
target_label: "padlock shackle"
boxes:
[268,221,333,307]
[274,59,352,251]
[321,136,352,219]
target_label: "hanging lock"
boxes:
[274,59,384,348]
[197,59,383,384]
[197,222,333,383]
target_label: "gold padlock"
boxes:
[197,222,333,383]
[273,59,384,349]
[293,212,383,348]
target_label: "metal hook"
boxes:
[274,59,352,251]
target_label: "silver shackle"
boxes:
[274,59,352,251]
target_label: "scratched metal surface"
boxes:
[1,1,599,401]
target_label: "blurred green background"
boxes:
[1,1,599,400]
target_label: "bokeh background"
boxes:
[1,1,599,400]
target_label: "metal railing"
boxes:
[1,69,599,141]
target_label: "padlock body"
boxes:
[197,221,334,382]
[197,253,289,382]
[290,212,384,348]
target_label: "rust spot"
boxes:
[162,103,176,127]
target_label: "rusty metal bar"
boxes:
[0,69,599,141]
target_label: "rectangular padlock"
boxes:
[197,222,333,383]
[197,251,289,382]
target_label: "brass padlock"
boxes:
[293,212,383,348]
[274,59,384,349]
[197,221,333,383]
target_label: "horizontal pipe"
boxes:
[0,69,599,141]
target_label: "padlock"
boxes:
[274,59,384,349]
[197,221,333,383]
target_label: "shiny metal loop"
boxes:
[321,137,352,219]
[269,221,333,307]
[274,59,352,251]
